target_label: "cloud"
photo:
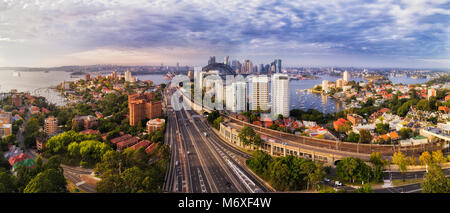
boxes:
[0,0,448,68]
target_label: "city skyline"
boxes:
[0,0,448,68]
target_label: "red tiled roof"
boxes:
[110,134,132,144]
[131,140,151,150]
[117,137,140,150]
[145,143,157,154]
[80,129,100,135]
[8,153,30,166]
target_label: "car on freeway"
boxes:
[175,161,179,166]
[335,181,342,186]
[324,178,330,182]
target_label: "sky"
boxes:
[0,0,449,69]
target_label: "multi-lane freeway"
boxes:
[163,89,272,193]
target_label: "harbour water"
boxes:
[0,70,82,106]
[0,70,430,112]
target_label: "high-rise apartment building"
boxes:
[343,70,349,82]
[336,79,344,88]
[322,80,329,92]
[125,70,136,82]
[0,110,12,138]
[129,93,162,126]
[11,94,22,107]
[251,76,269,111]
[226,80,247,112]
[44,116,58,136]
[271,73,289,118]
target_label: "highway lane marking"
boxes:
[179,110,218,193]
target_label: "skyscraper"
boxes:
[322,80,329,92]
[224,56,229,66]
[251,76,269,111]
[125,70,136,82]
[271,73,289,118]
[275,59,282,73]
[343,70,349,82]
[226,80,247,112]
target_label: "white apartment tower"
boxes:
[226,81,247,112]
[343,70,349,82]
[271,73,290,118]
[251,76,269,111]
[322,80,329,92]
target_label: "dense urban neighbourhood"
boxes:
[1,67,450,193]
[0,71,169,192]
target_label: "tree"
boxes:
[392,151,408,182]
[408,156,417,166]
[399,128,412,140]
[370,152,388,182]
[416,99,431,111]
[23,169,67,193]
[338,121,352,133]
[0,171,16,193]
[347,132,360,143]
[359,129,372,144]
[357,184,373,193]
[213,116,224,130]
[375,123,389,135]
[336,157,360,183]
[238,126,257,148]
[431,150,447,164]
[419,151,432,166]
[96,170,126,193]
[421,164,450,193]
[23,118,40,147]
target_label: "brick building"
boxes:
[147,118,165,133]
[44,116,59,136]
[347,114,364,125]
[128,93,162,126]
[11,94,22,107]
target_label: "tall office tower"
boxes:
[275,59,282,73]
[208,56,216,65]
[44,116,58,136]
[264,64,270,74]
[343,70,349,82]
[271,73,290,118]
[246,60,253,74]
[322,80,329,91]
[224,56,229,66]
[226,80,247,112]
[176,62,180,71]
[231,60,239,71]
[251,76,269,111]
[257,64,264,74]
